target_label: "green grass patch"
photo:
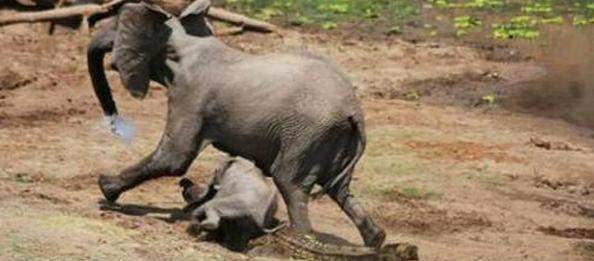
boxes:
[224,0,594,40]
[224,0,419,30]
[354,126,443,200]
[399,186,441,200]
[454,15,482,36]
[0,208,139,260]
[492,16,540,39]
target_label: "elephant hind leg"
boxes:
[271,127,347,236]
[273,178,313,234]
[326,174,386,248]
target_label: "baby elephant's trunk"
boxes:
[179,178,217,213]
[179,178,205,203]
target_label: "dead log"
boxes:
[1,0,278,33]
[213,26,244,36]
[207,7,277,32]
[14,0,38,7]
[0,0,124,26]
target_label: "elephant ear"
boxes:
[112,3,172,99]
[179,0,213,36]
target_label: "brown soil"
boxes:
[1,18,593,261]
[404,140,525,163]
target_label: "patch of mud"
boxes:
[540,200,594,219]
[18,188,71,205]
[405,140,525,163]
[534,176,591,196]
[538,226,594,240]
[478,44,529,63]
[374,202,492,235]
[367,67,505,107]
[495,187,594,219]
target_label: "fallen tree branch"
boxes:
[206,7,277,33]
[0,0,124,26]
[213,26,244,36]
[14,0,38,7]
[1,0,278,33]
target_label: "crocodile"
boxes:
[250,225,418,261]
[180,166,419,260]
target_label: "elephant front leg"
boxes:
[99,116,206,202]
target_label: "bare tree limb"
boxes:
[1,0,278,34]
[14,0,38,7]
[213,26,244,36]
[0,0,124,26]
[207,7,277,33]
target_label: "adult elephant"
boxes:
[89,0,386,248]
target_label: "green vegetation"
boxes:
[427,0,594,39]
[224,0,594,40]
[481,93,497,104]
[454,15,482,36]
[492,16,540,39]
[354,126,445,201]
[224,0,419,32]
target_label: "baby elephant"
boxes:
[180,157,278,251]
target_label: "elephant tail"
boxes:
[312,114,366,199]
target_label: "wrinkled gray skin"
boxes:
[182,157,278,251]
[87,0,212,117]
[91,0,385,248]
[191,157,278,231]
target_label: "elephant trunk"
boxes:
[87,22,136,143]
[87,25,117,116]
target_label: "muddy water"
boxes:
[506,24,594,129]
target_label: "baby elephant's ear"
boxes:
[113,3,171,99]
[179,0,213,36]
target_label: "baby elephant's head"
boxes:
[212,157,256,186]
[212,157,239,185]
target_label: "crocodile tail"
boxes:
[312,115,366,199]
[271,228,418,260]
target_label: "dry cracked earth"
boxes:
[0,17,593,261]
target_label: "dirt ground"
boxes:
[1,18,593,261]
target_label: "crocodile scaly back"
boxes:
[253,226,419,261]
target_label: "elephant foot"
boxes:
[98,174,123,203]
[362,224,386,248]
